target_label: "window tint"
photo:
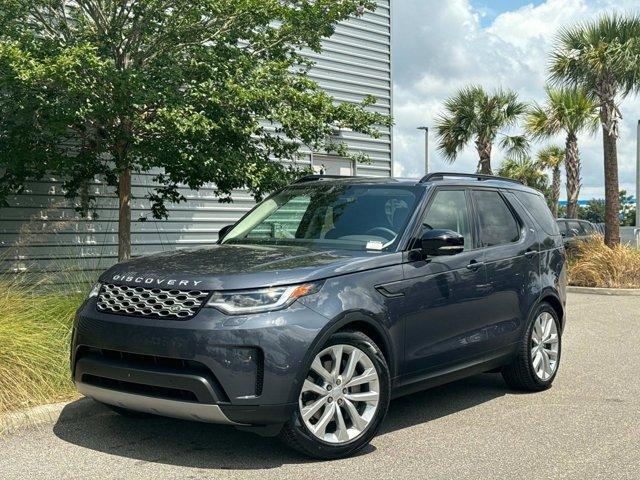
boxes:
[422,190,472,250]
[472,190,520,246]
[246,196,311,239]
[568,221,585,235]
[580,221,595,233]
[513,191,560,235]
[223,184,419,251]
[557,220,568,235]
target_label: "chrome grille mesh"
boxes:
[96,284,209,319]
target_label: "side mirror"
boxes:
[218,224,234,242]
[420,229,464,257]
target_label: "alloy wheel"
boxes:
[531,312,559,380]
[299,344,380,444]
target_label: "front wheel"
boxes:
[502,302,562,391]
[279,331,390,459]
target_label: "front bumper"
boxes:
[72,298,330,426]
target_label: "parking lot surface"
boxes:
[1,293,639,479]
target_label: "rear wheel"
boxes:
[502,302,562,391]
[279,331,390,459]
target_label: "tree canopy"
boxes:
[0,0,390,259]
[549,13,640,245]
[435,86,528,174]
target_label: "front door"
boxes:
[400,188,489,377]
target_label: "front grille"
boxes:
[96,283,209,319]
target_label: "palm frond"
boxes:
[536,145,565,169]
[525,85,598,138]
[435,85,526,164]
[549,13,640,97]
[499,134,530,160]
[497,156,548,191]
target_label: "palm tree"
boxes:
[435,86,528,174]
[549,13,640,246]
[525,87,598,219]
[498,157,548,192]
[536,145,565,218]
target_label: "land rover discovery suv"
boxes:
[72,173,566,459]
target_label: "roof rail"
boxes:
[293,174,357,184]
[419,172,523,185]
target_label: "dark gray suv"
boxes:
[72,172,566,459]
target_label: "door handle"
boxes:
[466,260,484,271]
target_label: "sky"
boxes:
[391,0,640,200]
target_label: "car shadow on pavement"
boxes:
[53,373,508,469]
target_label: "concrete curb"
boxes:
[567,286,640,296]
[0,397,104,435]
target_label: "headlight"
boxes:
[87,282,101,298]
[207,283,321,315]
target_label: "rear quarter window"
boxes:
[513,191,560,236]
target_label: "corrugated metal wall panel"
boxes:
[0,1,392,276]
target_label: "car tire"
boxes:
[105,404,154,419]
[502,302,562,391]
[279,330,390,459]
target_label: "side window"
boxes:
[580,221,595,234]
[421,190,473,250]
[568,221,585,236]
[472,190,520,247]
[557,220,568,235]
[512,190,560,235]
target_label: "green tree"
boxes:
[550,13,640,246]
[578,191,635,225]
[0,0,389,261]
[578,199,605,224]
[525,87,598,219]
[435,86,528,175]
[536,145,565,218]
[619,190,636,226]
[497,157,549,192]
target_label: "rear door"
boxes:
[470,188,538,349]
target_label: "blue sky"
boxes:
[392,0,640,200]
[471,0,545,25]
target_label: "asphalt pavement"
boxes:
[1,293,639,479]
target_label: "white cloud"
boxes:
[392,0,640,199]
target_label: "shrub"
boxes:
[0,271,88,418]
[568,235,640,288]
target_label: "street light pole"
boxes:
[417,126,429,174]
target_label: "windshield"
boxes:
[221,183,421,251]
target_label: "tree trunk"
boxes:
[601,117,620,247]
[117,167,132,261]
[564,133,580,219]
[475,139,492,174]
[551,165,560,218]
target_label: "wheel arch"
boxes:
[288,312,396,404]
[537,290,565,331]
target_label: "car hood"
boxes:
[99,243,402,290]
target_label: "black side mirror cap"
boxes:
[420,229,464,257]
[218,224,234,242]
